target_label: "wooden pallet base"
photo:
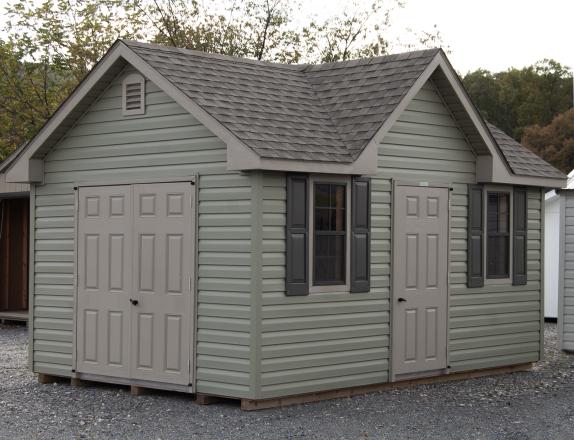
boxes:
[239,363,533,411]
[195,393,227,405]
[37,363,532,410]
[37,373,69,384]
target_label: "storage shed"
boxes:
[0,145,30,322]
[5,40,567,407]
[555,188,574,352]
[544,170,574,320]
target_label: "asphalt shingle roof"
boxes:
[124,41,564,180]
[487,123,566,179]
[125,41,437,163]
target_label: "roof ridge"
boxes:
[122,39,441,72]
[302,48,441,72]
[121,39,306,72]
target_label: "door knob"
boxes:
[398,298,407,303]
[130,299,139,306]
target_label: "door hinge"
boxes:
[188,277,192,292]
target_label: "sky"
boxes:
[0,0,572,74]
[302,0,574,74]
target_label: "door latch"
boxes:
[130,299,139,306]
[398,297,407,303]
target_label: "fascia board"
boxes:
[235,148,377,175]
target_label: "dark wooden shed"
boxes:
[0,147,30,322]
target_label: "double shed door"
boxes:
[76,182,194,386]
[392,185,449,378]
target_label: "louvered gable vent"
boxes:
[122,73,145,116]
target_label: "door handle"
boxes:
[130,299,139,306]
[398,298,407,303]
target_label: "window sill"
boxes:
[309,284,350,294]
[484,277,512,286]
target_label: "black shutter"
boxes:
[513,187,528,285]
[350,177,371,293]
[468,185,484,288]
[285,174,309,296]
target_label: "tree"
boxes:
[521,108,574,173]
[0,0,143,160]
[0,0,445,160]
[463,61,573,140]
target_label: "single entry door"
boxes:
[76,182,194,386]
[392,185,448,378]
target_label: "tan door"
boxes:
[77,185,132,378]
[392,185,448,377]
[130,182,193,385]
[77,182,194,386]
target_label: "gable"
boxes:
[42,66,227,184]
[379,80,476,183]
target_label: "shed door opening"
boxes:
[76,182,194,386]
[392,185,448,378]
[0,197,29,317]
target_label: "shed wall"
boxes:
[257,173,390,399]
[0,172,29,195]
[256,80,543,399]
[31,66,255,397]
[561,192,574,351]
[380,81,542,372]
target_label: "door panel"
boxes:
[392,185,448,377]
[77,182,194,386]
[77,186,132,378]
[130,182,193,385]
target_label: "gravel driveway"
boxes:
[1,322,573,440]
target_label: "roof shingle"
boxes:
[487,123,566,179]
[123,40,564,180]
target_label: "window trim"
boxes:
[483,185,513,285]
[308,175,351,293]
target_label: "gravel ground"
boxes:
[1,322,573,440]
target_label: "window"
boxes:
[468,185,527,289]
[122,73,146,116]
[313,183,347,285]
[285,174,371,296]
[486,191,510,278]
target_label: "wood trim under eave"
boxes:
[228,134,379,175]
[477,155,565,188]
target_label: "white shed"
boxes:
[545,170,574,320]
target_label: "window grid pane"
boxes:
[486,192,510,278]
[314,183,346,286]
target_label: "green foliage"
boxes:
[463,61,573,140]
[0,0,143,160]
[522,109,574,173]
[0,0,445,161]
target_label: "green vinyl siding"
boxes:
[250,79,543,399]
[32,66,254,397]
[379,80,542,373]
[257,173,390,399]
